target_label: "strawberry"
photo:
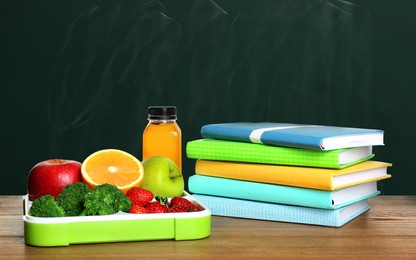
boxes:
[145,202,169,214]
[170,197,198,211]
[126,187,154,207]
[169,204,191,213]
[129,205,150,214]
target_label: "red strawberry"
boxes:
[145,202,169,214]
[169,204,191,213]
[170,197,198,211]
[126,187,154,207]
[129,205,150,214]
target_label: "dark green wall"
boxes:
[1,0,415,195]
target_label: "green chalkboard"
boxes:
[1,0,415,195]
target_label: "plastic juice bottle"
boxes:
[142,106,182,170]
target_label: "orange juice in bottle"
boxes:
[142,106,182,170]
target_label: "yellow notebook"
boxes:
[195,160,392,190]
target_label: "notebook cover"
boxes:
[186,138,374,169]
[195,160,392,190]
[192,194,370,227]
[188,175,380,209]
[201,122,384,150]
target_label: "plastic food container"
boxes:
[23,192,211,247]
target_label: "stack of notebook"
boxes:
[186,122,392,227]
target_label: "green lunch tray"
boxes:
[23,192,211,247]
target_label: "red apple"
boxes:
[27,159,82,201]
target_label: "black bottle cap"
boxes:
[148,106,177,120]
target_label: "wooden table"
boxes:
[1,196,415,259]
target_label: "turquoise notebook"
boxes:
[192,194,370,227]
[201,122,384,150]
[188,175,380,209]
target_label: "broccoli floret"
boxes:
[28,183,130,217]
[29,195,65,217]
[56,182,91,216]
[83,183,132,216]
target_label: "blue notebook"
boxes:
[201,122,384,150]
[189,175,380,209]
[192,194,370,227]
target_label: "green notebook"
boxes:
[186,139,374,169]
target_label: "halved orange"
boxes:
[81,149,144,194]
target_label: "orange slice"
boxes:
[81,149,144,193]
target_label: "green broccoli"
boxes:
[56,182,91,216]
[29,195,65,217]
[83,183,132,216]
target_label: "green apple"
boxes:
[141,156,184,197]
